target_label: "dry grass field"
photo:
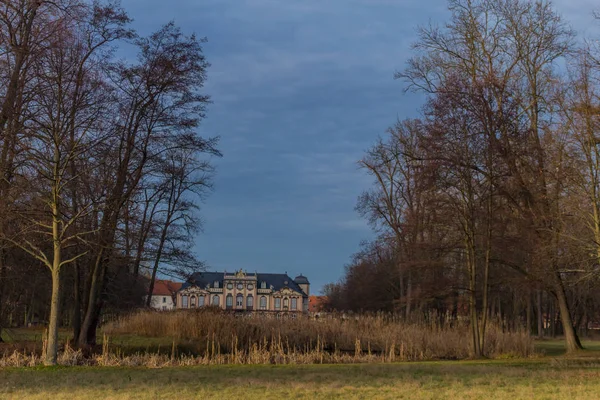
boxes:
[1,312,599,399]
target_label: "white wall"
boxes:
[150,294,176,310]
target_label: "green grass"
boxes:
[534,339,600,357]
[1,328,212,357]
[2,358,600,399]
[1,327,73,344]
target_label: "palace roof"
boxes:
[181,271,308,296]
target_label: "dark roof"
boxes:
[294,274,309,284]
[181,271,225,291]
[182,271,308,296]
[256,273,305,294]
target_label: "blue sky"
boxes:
[123,0,598,293]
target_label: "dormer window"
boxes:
[214,281,219,288]
[261,281,266,289]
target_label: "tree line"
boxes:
[0,0,220,365]
[326,0,600,356]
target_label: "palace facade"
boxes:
[177,270,310,313]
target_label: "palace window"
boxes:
[246,295,253,308]
[181,295,188,308]
[260,296,267,310]
[198,296,205,307]
[247,284,254,290]
[275,298,281,309]
[226,294,233,307]
[291,298,297,310]
[214,281,220,288]
[237,282,243,290]
[227,283,233,290]
[190,296,196,307]
[236,294,243,308]
[212,295,219,306]
[283,298,289,309]
[261,281,267,289]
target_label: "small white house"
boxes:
[149,280,182,310]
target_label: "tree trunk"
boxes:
[466,238,481,357]
[146,221,171,307]
[45,267,61,365]
[72,262,81,342]
[405,271,412,320]
[0,253,5,343]
[479,195,492,353]
[526,291,532,334]
[78,251,103,346]
[554,277,583,352]
[537,289,544,338]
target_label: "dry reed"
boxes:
[0,309,534,367]
[103,309,533,361]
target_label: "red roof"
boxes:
[309,295,328,312]
[152,280,182,296]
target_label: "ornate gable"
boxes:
[179,285,209,296]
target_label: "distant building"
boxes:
[150,280,182,310]
[309,295,329,313]
[177,270,309,313]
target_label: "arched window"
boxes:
[246,295,254,308]
[260,296,267,310]
[236,293,243,308]
[275,298,281,309]
[291,297,297,310]
[283,297,289,309]
[190,295,196,307]
[212,295,219,306]
[198,296,205,307]
[226,294,233,308]
[181,295,188,308]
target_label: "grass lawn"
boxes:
[1,356,600,399]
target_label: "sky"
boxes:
[121,0,599,294]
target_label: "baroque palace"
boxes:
[177,270,310,313]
